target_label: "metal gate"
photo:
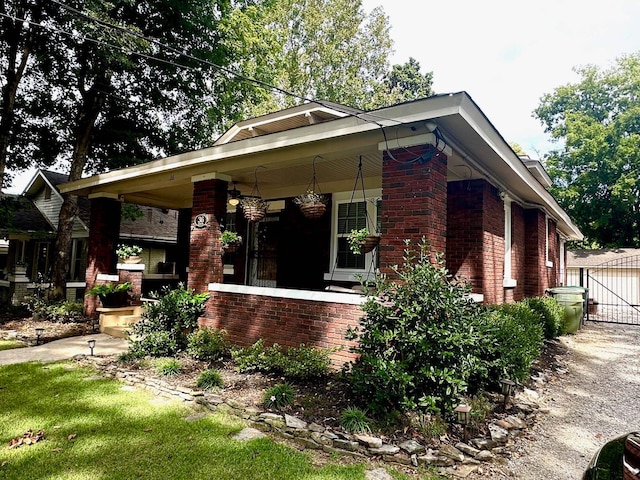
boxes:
[578,255,640,325]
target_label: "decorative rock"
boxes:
[310,431,334,446]
[399,439,425,454]
[383,454,412,465]
[321,445,366,458]
[232,427,267,442]
[284,414,307,429]
[308,422,325,432]
[439,444,465,462]
[449,464,479,478]
[475,450,495,462]
[434,456,455,467]
[355,433,383,449]
[504,415,527,429]
[455,442,480,457]
[411,454,418,467]
[333,439,360,451]
[418,453,439,465]
[471,438,498,450]
[184,412,208,422]
[365,468,394,480]
[294,437,320,450]
[488,424,509,443]
[369,445,400,455]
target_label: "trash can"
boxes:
[548,286,588,334]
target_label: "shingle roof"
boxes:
[567,249,640,267]
[0,193,53,234]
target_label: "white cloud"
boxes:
[363,0,640,156]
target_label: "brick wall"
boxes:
[524,210,560,296]
[510,203,527,302]
[188,179,228,293]
[202,290,362,367]
[481,182,505,305]
[380,144,447,274]
[85,198,121,317]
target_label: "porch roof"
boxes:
[59,92,583,241]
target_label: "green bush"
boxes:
[187,327,228,361]
[347,240,488,415]
[339,407,372,433]
[263,383,295,410]
[155,358,182,376]
[128,283,209,357]
[43,302,85,323]
[196,369,224,390]
[481,302,544,384]
[231,340,333,380]
[524,296,565,338]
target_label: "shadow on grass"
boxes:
[0,362,373,480]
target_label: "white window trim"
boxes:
[545,215,554,268]
[503,195,517,288]
[323,189,381,282]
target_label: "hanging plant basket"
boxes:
[223,240,242,253]
[348,228,381,255]
[241,197,268,222]
[294,191,328,219]
[221,230,243,253]
[359,234,381,253]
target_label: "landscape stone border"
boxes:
[78,355,543,477]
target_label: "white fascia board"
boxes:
[377,133,453,156]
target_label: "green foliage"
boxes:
[86,282,132,297]
[187,327,228,361]
[347,240,488,415]
[128,283,209,358]
[524,296,565,338]
[411,413,447,439]
[481,303,544,384]
[231,340,333,381]
[535,53,640,247]
[263,383,295,410]
[347,228,371,254]
[220,230,242,246]
[42,302,84,323]
[116,244,142,258]
[196,369,224,390]
[339,407,372,433]
[121,204,144,221]
[155,358,182,377]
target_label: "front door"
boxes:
[247,215,280,287]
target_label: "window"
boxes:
[44,185,52,201]
[503,195,517,288]
[70,239,87,281]
[545,216,554,267]
[325,190,381,282]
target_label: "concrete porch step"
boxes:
[102,325,130,339]
[100,314,141,328]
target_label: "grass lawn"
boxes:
[0,339,26,351]
[0,362,422,480]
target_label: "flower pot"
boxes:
[121,255,142,264]
[98,291,128,308]
[299,202,327,219]
[359,234,381,254]
[223,240,242,253]
[243,204,267,222]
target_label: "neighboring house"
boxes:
[0,170,179,305]
[60,93,583,365]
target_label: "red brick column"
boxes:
[188,179,228,293]
[380,144,447,275]
[118,265,144,305]
[84,198,121,317]
[524,210,559,297]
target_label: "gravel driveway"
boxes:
[474,321,640,479]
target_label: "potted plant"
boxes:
[240,197,268,222]
[294,190,328,219]
[116,244,143,263]
[348,228,381,254]
[221,230,242,253]
[86,281,132,308]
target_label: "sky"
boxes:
[362,0,640,154]
[5,0,640,194]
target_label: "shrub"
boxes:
[481,302,544,384]
[187,327,228,361]
[155,358,182,376]
[43,302,84,323]
[231,340,332,380]
[128,283,209,357]
[340,407,372,433]
[524,296,565,338]
[347,239,488,415]
[196,369,224,390]
[263,383,295,410]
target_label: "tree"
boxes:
[23,0,242,299]
[535,53,640,248]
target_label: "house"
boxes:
[0,170,180,305]
[59,93,583,365]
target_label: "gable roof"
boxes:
[58,93,583,241]
[0,193,53,235]
[567,248,640,268]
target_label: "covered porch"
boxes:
[60,93,582,364]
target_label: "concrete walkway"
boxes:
[0,334,128,365]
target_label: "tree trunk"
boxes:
[49,77,108,300]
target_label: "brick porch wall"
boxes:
[380,144,448,274]
[524,210,560,296]
[202,289,362,367]
[85,198,121,317]
[509,203,527,302]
